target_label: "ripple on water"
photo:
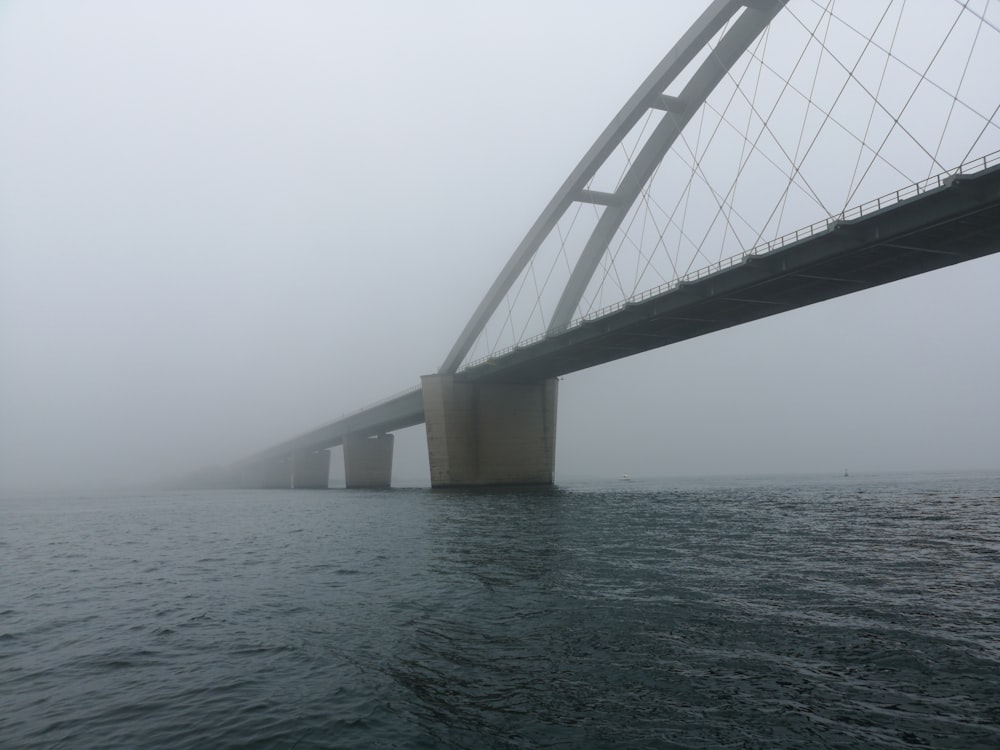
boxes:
[1,475,999,748]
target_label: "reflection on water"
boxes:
[1,473,998,748]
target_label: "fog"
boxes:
[1,1,998,492]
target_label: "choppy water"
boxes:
[2,473,999,748]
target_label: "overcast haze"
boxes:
[1,1,998,492]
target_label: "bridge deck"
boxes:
[236,388,425,467]
[233,162,1000,469]
[460,164,1000,383]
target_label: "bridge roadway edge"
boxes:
[179,163,1000,489]
[461,164,1000,384]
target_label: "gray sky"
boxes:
[1,1,998,492]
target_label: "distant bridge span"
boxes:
[226,159,1000,483]
[461,162,1000,383]
[196,0,1000,489]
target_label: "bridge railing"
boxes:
[268,385,424,446]
[461,149,1000,372]
[329,385,423,422]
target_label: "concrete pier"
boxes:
[343,433,394,488]
[420,374,557,487]
[292,450,331,489]
[246,456,292,489]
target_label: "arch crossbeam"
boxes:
[548,1,787,334]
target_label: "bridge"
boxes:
[189,0,1000,489]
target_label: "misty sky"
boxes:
[1,1,998,492]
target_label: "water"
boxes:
[2,473,998,748]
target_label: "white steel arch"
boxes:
[440,0,787,374]
[440,0,1000,374]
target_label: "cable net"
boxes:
[461,0,1000,369]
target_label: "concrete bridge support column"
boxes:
[420,374,558,487]
[343,433,394,489]
[245,456,292,489]
[292,450,331,489]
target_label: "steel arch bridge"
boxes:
[194,0,1000,490]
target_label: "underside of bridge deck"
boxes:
[459,166,1000,384]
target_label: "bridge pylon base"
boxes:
[421,374,557,487]
[244,456,292,489]
[292,450,331,489]
[344,433,394,488]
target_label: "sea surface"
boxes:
[2,473,998,749]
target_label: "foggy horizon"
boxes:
[2,1,998,494]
